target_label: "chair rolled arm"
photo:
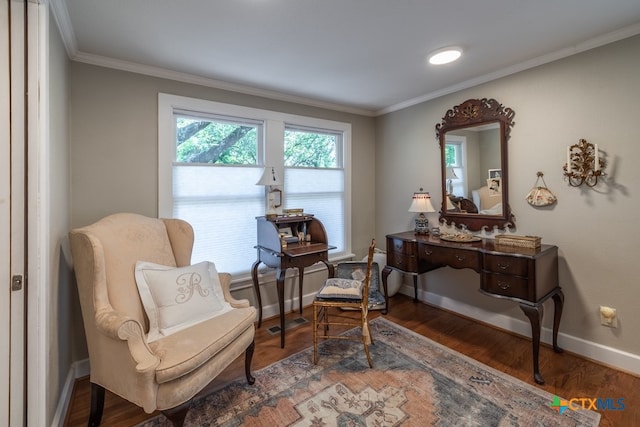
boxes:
[95,309,160,372]
[219,272,251,308]
[118,321,161,372]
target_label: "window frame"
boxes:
[158,93,353,278]
[445,135,468,198]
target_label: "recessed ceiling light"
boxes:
[428,47,463,65]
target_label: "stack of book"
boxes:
[282,208,304,216]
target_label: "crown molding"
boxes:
[47,0,640,118]
[71,51,376,117]
[47,0,375,116]
[48,0,78,58]
[377,22,640,116]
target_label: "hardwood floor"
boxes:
[64,295,639,426]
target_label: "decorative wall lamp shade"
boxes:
[256,166,282,217]
[408,188,436,234]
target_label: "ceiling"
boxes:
[54,0,640,116]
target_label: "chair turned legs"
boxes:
[162,402,190,427]
[245,340,256,384]
[362,314,373,368]
[363,342,373,368]
[88,383,105,427]
[313,305,318,364]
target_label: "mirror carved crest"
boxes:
[436,98,516,231]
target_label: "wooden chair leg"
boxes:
[363,338,373,368]
[325,307,330,334]
[362,313,373,368]
[88,383,105,427]
[245,340,256,385]
[162,402,190,427]
[313,303,319,364]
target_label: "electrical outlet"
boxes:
[599,306,618,328]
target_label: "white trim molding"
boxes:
[401,285,640,378]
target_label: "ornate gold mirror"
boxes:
[435,98,515,231]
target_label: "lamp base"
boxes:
[414,214,429,235]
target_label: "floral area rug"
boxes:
[139,317,600,426]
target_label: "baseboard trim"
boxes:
[51,359,90,427]
[400,285,640,377]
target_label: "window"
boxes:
[445,135,467,197]
[283,126,345,255]
[175,113,260,165]
[158,94,351,278]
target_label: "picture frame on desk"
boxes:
[487,177,502,195]
[488,168,502,179]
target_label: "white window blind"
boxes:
[284,168,345,254]
[172,165,264,274]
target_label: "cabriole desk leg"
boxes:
[297,267,304,314]
[276,268,287,348]
[251,260,263,328]
[519,302,545,385]
[381,266,392,314]
[552,289,565,353]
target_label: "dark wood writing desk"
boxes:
[251,215,335,348]
[382,231,564,384]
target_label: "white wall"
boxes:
[376,35,640,367]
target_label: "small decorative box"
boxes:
[495,234,541,249]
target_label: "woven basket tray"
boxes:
[494,234,541,249]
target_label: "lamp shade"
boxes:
[256,166,283,186]
[408,190,436,213]
[446,195,457,210]
[446,167,458,180]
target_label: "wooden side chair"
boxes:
[312,239,376,367]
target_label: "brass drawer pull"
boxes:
[498,281,510,290]
[497,263,510,270]
[455,255,466,261]
[424,248,433,256]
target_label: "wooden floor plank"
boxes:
[64,295,639,426]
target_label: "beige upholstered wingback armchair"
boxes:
[69,213,256,426]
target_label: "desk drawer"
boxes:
[482,272,530,299]
[421,244,480,270]
[484,254,529,276]
[387,251,417,272]
[388,237,417,255]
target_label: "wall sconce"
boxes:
[408,188,436,234]
[563,138,605,187]
[256,166,283,218]
[445,166,458,195]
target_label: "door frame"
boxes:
[26,1,47,426]
[0,0,13,421]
